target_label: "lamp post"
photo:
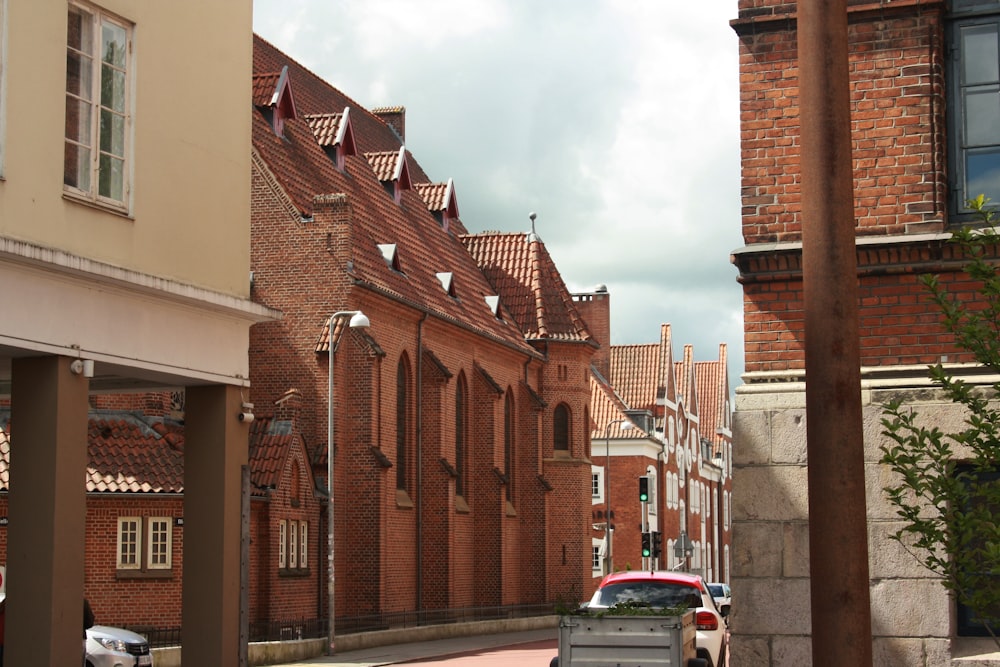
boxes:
[603,418,633,575]
[327,309,369,654]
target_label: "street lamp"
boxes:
[603,418,633,575]
[327,309,369,654]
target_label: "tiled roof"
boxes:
[695,344,730,454]
[365,150,405,183]
[305,111,348,147]
[0,409,309,497]
[611,343,662,417]
[414,182,449,211]
[674,344,699,420]
[248,416,300,495]
[589,371,643,440]
[461,232,593,343]
[252,71,282,107]
[252,35,533,356]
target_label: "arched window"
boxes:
[504,389,515,502]
[455,373,468,497]
[396,354,411,491]
[554,403,570,452]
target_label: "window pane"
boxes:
[118,518,140,568]
[149,518,170,567]
[66,51,93,101]
[101,21,126,68]
[966,87,1000,146]
[100,109,125,156]
[963,24,1000,85]
[64,142,90,191]
[65,95,91,144]
[67,6,93,54]
[98,154,124,200]
[967,150,1000,202]
[101,65,126,113]
[299,522,308,569]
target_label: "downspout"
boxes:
[415,312,427,611]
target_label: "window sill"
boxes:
[455,495,470,514]
[63,190,133,220]
[116,569,173,580]
[278,568,311,578]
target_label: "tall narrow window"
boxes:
[148,517,171,569]
[65,2,131,210]
[117,517,140,569]
[504,389,515,502]
[554,403,570,452]
[396,355,410,491]
[455,373,468,497]
[949,4,1000,218]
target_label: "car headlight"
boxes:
[97,637,128,652]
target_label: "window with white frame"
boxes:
[647,469,657,515]
[279,519,309,572]
[591,466,604,502]
[117,516,172,572]
[65,1,132,210]
[591,541,603,573]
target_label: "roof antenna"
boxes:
[527,212,539,242]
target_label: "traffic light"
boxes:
[641,531,652,558]
[651,531,662,559]
[638,476,649,502]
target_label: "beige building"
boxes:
[0,2,275,666]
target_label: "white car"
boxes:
[706,582,731,616]
[85,625,153,667]
[587,570,728,667]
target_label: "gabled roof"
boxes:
[610,343,662,418]
[589,369,644,440]
[365,147,412,189]
[461,231,593,343]
[694,343,731,454]
[674,344,699,421]
[415,179,459,219]
[252,34,534,356]
[305,107,357,155]
[248,416,311,495]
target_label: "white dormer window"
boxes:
[485,295,501,318]
[378,243,401,272]
[436,272,456,297]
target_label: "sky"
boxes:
[252,1,745,390]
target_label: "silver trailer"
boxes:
[555,611,705,667]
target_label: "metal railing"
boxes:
[131,602,556,649]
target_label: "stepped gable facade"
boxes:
[249,34,598,620]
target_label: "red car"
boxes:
[586,570,728,667]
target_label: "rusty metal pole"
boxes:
[797,1,874,665]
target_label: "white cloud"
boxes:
[253,0,745,387]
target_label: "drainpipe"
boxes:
[415,312,426,611]
[798,2,873,664]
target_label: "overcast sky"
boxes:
[252,1,745,389]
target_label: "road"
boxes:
[395,638,557,666]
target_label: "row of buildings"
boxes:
[0,5,731,666]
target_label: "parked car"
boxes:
[586,570,728,667]
[706,582,731,616]
[86,625,153,667]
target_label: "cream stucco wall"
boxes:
[729,377,992,666]
[0,0,252,297]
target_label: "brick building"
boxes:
[249,34,599,624]
[730,0,1000,663]
[579,293,733,585]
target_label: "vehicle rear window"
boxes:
[594,582,701,609]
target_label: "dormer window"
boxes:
[378,243,402,272]
[485,295,501,318]
[365,147,412,204]
[252,65,297,137]
[415,179,460,232]
[436,272,457,298]
[305,107,357,171]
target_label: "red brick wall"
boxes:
[733,1,983,374]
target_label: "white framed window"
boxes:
[278,520,287,569]
[591,466,604,503]
[647,469,657,515]
[279,519,309,571]
[117,516,141,570]
[117,516,172,572]
[592,538,606,575]
[65,1,132,210]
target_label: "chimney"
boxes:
[574,285,611,379]
[372,106,405,142]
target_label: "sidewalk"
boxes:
[270,627,558,667]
